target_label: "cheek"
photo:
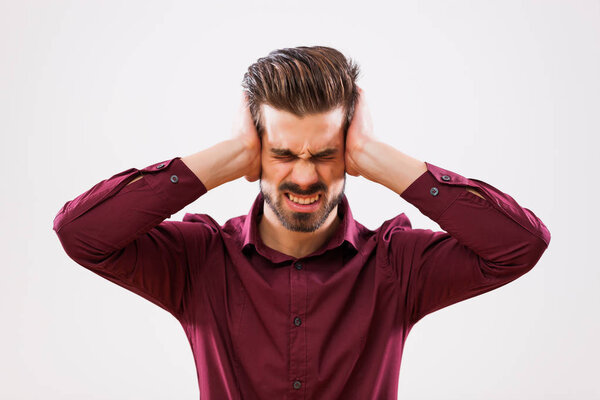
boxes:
[318,174,343,194]
[320,163,345,180]
[262,163,290,183]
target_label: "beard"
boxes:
[259,177,346,233]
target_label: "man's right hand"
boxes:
[180,91,262,191]
[231,90,262,183]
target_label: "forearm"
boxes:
[397,160,551,266]
[126,140,250,190]
[181,139,252,191]
[54,157,206,259]
[353,140,485,198]
[351,140,427,195]
[56,139,249,256]
[352,139,549,263]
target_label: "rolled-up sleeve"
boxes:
[52,157,209,319]
[383,161,551,326]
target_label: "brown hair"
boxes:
[241,46,361,140]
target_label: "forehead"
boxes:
[261,104,345,151]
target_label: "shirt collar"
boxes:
[241,191,360,262]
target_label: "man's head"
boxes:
[241,46,361,233]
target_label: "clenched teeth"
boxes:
[287,193,320,205]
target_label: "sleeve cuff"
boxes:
[140,157,208,213]
[400,161,481,220]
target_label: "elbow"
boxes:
[529,219,551,267]
[518,213,551,272]
[53,216,104,267]
[493,231,551,277]
[54,224,87,264]
[53,207,78,260]
[520,233,550,273]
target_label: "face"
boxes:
[259,104,346,233]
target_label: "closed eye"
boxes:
[273,155,335,161]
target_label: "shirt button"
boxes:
[295,262,303,270]
[430,187,439,196]
[170,175,179,183]
[294,317,302,326]
[156,163,165,169]
[441,174,451,181]
[293,380,302,390]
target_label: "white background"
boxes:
[1,0,597,399]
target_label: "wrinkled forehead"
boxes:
[261,104,345,151]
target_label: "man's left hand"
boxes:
[344,86,376,177]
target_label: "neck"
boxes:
[258,203,341,259]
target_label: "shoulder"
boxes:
[181,212,221,232]
[373,212,439,259]
[347,213,417,259]
[179,212,247,245]
[376,213,414,242]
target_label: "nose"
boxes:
[290,159,319,190]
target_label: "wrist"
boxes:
[347,139,382,181]
[182,139,252,191]
[361,141,427,195]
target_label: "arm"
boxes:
[345,87,551,325]
[366,144,551,324]
[348,139,487,199]
[53,91,261,320]
[126,138,255,189]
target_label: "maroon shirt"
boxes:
[53,156,550,399]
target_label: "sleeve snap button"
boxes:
[170,175,179,183]
[430,187,439,196]
[441,175,450,181]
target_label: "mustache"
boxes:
[280,185,326,196]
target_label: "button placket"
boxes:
[289,259,307,393]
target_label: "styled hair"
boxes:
[241,46,361,139]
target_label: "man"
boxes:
[53,46,551,399]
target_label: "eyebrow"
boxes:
[270,148,339,158]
